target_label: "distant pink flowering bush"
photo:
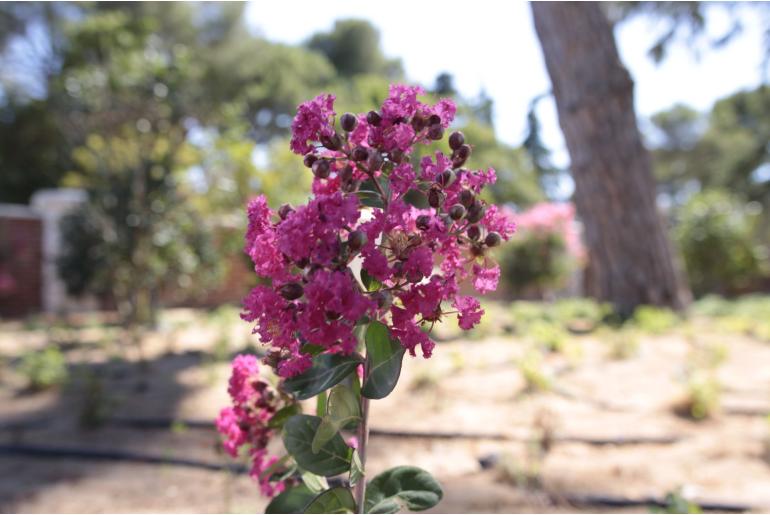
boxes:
[516,202,584,260]
[217,84,515,513]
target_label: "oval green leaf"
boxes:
[283,354,362,400]
[303,486,356,514]
[364,466,443,514]
[265,484,315,514]
[361,322,405,399]
[283,415,352,476]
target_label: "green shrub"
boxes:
[498,231,573,297]
[19,346,68,391]
[632,305,679,334]
[674,189,766,296]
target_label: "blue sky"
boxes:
[245,1,766,170]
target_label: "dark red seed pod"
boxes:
[389,149,404,164]
[448,204,466,221]
[351,146,369,162]
[303,154,317,168]
[416,214,431,231]
[347,230,367,251]
[467,225,481,241]
[436,169,455,188]
[320,133,342,151]
[312,159,330,178]
[279,282,304,300]
[427,124,444,141]
[411,114,427,132]
[340,113,357,132]
[459,189,474,208]
[427,114,441,126]
[428,186,445,208]
[366,110,382,126]
[278,204,294,220]
[448,131,465,150]
[367,150,383,171]
[485,231,502,247]
[339,164,354,182]
[466,201,486,223]
[456,144,471,160]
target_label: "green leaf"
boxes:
[283,415,352,476]
[311,416,339,454]
[301,343,326,356]
[356,189,384,209]
[402,189,429,208]
[361,322,405,400]
[316,390,327,417]
[360,269,382,292]
[349,449,364,486]
[265,484,315,514]
[269,404,302,430]
[283,354,362,400]
[303,487,356,514]
[312,385,361,453]
[300,471,329,494]
[364,466,443,514]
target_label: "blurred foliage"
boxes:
[306,19,403,79]
[673,189,767,296]
[498,231,572,298]
[19,345,68,391]
[631,305,679,334]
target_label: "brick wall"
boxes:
[0,210,43,317]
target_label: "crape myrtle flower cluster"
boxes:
[241,84,515,379]
[215,355,290,497]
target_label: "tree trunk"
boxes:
[530,1,690,315]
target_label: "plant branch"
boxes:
[353,363,371,513]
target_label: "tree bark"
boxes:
[530,1,690,315]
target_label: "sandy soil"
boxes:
[1,308,769,513]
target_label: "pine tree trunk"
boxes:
[530,1,690,315]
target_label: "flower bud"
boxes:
[373,291,392,310]
[339,164,354,182]
[427,114,441,126]
[466,201,486,224]
[428,186,445,208]
[279,282,304,301]
[449,204,466,221]
[427,124,444,141]
[278,204,294,220]
[407,270,424,283]
[325,310,341,321]
[347,230,367,251]
[340,113,357,132]
[366,110,382,126]
[320,133,342,151]
[436,169,455,188]
[448,131,465,150]
[416,214,431,231]
[303,154,317,168]
[295,257,309,269]
[351,145,369,162]
[341,179,361,193]
[455,144,471,160]
[411,114,427,132]
[459,189,474,208]
[367,150,383,171]
[312,159,330,178]
[470,244,485,257]
[467,225,481,241]
[485,231,501,247]
[389,149,404,164]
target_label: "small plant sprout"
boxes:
[215,85,515,513]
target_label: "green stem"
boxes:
[353,365,371,513]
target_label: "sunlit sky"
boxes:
[245,1,766,171]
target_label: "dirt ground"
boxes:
[1,307,769,513]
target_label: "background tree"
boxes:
[531,1,691,315]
